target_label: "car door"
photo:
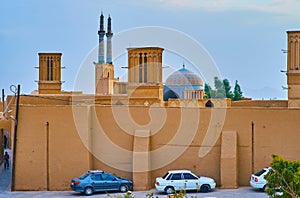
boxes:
[100,173,119,190]
[182,173,199,190]
[90,173,103,191]
[168,173,184,190]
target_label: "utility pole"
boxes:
[251,121,255,173]
[11,84,20,191]
[2,89,4,111]
[46,121,50,191]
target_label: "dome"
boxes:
[163,66,203,101]
[165,67,203,86]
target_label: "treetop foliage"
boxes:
[265,154,300,198]
[204,77,244,101]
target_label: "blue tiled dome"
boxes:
[165,67,203,86]
[163,66,203,101]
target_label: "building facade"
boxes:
[0,16,300,191]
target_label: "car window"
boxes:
[101,173,116,181]
[254,169,266,177]
[162,172,169,179]
[183,173,198,180]
[165,173,172,180]
[91,174,101,181]
[79,173,89,180]
[170,173,182,180]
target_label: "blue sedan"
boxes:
[71,170,133,195]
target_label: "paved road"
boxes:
[0,188,269,198]
[1,149,269,197]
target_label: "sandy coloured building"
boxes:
[0,15,299,191]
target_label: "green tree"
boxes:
[213,77,226,98]
[223,79,234,99]
[203,83,212,99]
[233,80,243,101]
[203,77,243,100]
[265,154,300,198]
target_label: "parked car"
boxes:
[250,167,271,191]
[155,170,216,194]
[71,170,133,196]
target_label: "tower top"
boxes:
[106,14,113,64]
[98,13,106,63]
[286,30,300,33]
[286,30,300,107]
[38,53,62,94]
[98,12,105,34]
[106,15,113,36]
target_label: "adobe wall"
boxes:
[13,105,300,190]
[14,106,90,190]
[5,94,164,107]
[231,100,288,108]
[222,108,300,185]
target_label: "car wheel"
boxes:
[120,184,128,192]
[262,185,268,192]
[84,186,94,196]
[200,184,211,193]
[165,186,175,194]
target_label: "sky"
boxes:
[1,0,300,99]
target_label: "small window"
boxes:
[144,53,147,82]
[91,174,101,181]
[101,173,115,181]
[47,57,53,81]
[183,173,198,180]
[205,100,214,108]
[139,53,143,83]
[170,173,182,180]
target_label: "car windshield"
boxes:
[79,173,89,180]
[254,169,266,177]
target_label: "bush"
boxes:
[265,154,300,198]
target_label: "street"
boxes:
[0,187,269,198]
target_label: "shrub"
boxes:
[265,154,300,198]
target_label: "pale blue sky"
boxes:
[1,0,300,99]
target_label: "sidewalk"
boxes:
[0,149,12,192]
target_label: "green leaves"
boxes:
[233,80,243,101]
[265,155,300,198]
[203,77,244,101]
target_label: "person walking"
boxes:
[3,151,9,169]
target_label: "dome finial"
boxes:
[183,62,185,68]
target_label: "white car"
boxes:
[155,170,216,194]
[250,167,271,191]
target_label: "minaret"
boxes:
[106,15,113,64]
[95,13,118,95]
[98,12,105,64]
